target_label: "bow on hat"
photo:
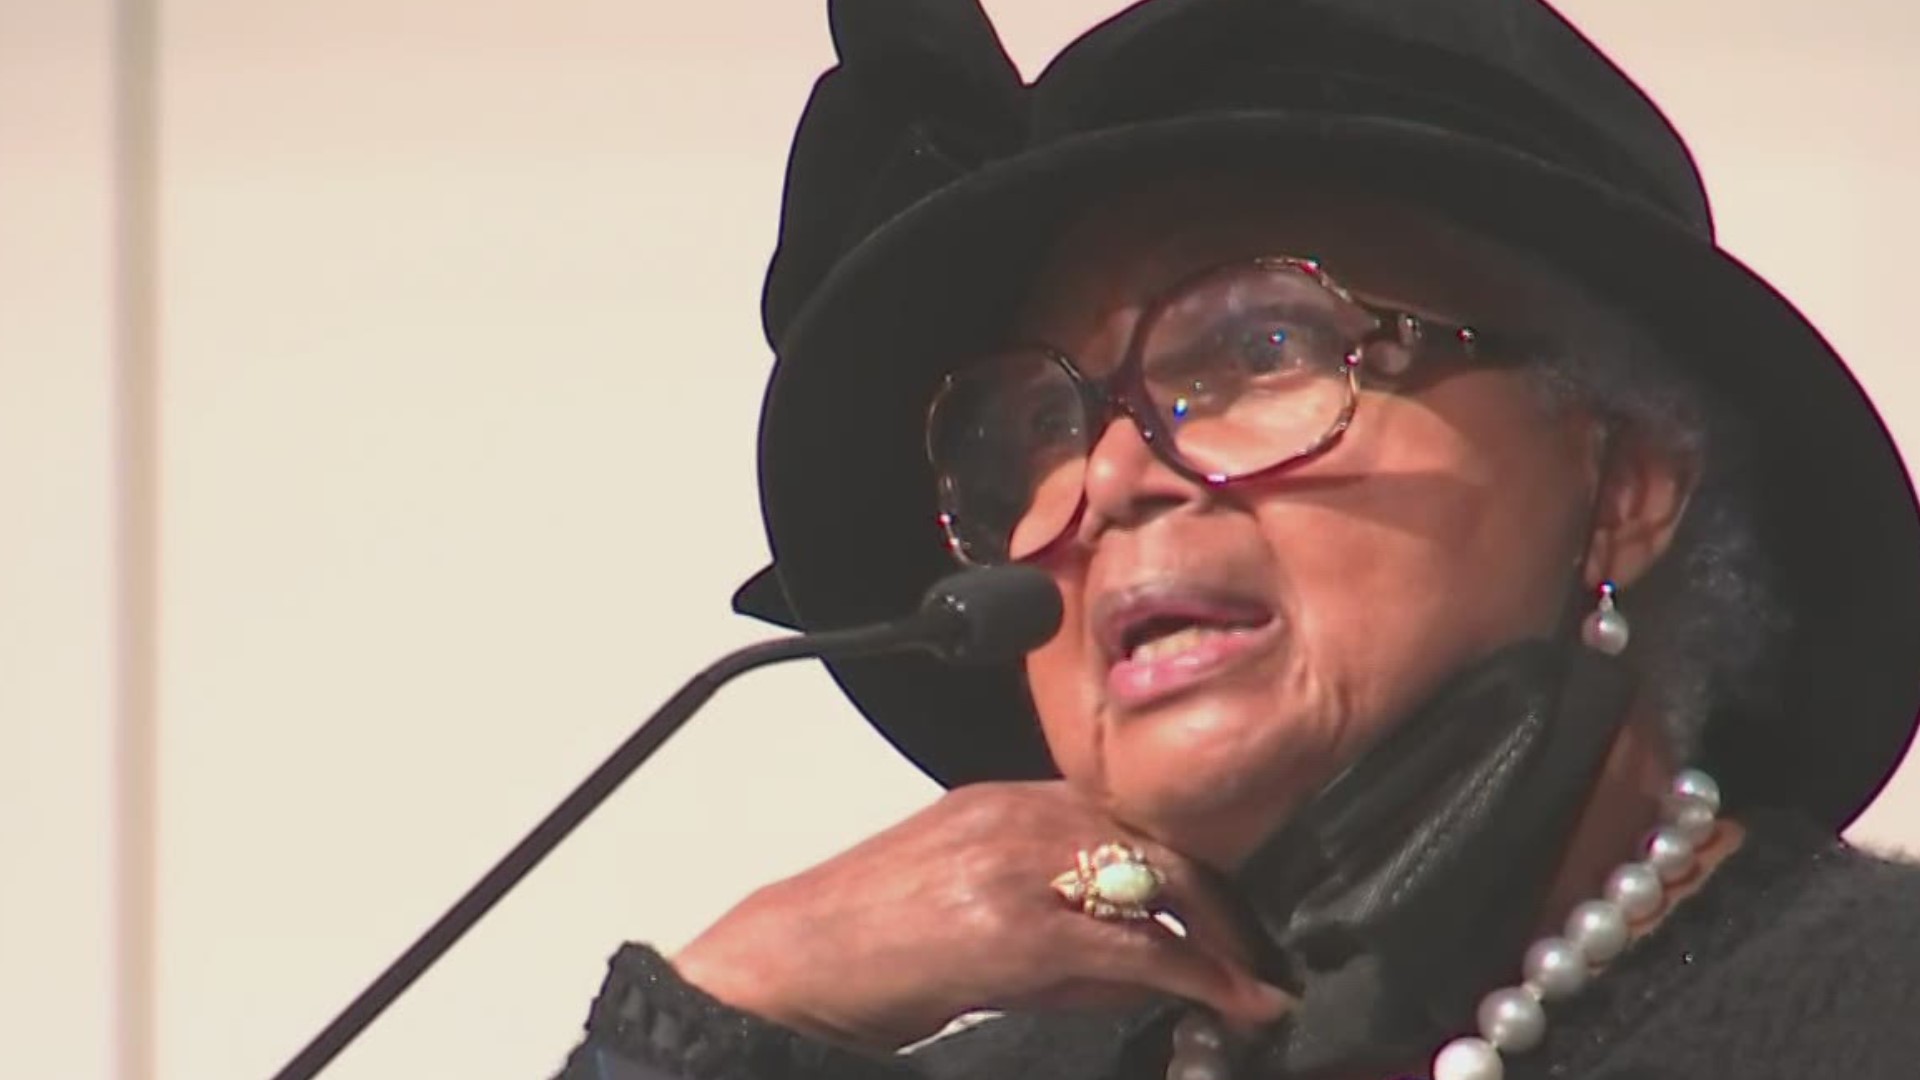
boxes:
[760,0,1027,350]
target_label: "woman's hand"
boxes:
[670,781,1292,1051]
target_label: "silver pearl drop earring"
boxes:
[1580,580,1630,656]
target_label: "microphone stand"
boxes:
[268,616,933,1080]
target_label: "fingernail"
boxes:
[1251,982,1294,1018]
[1222,983,1292,1030]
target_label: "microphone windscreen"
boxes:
[919,565,1063,665]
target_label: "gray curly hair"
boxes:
[1527,321,1789,758]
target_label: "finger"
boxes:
[1055,835,1270,987]
[1064,914,1293,1028]
[1129,844,1262,969]
[994,975,1157,1014]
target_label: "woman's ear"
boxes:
[1582,427,1699,590]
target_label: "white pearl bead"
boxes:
[1564,899,1629,965]
[1433,1035,1505,1080]
[1605,862,1665,921]
[1667,797,1717,845]
[1167,1052,1232,1080]
[1172,1012,1227,1053]
[1580,608,1630,655]
[1644,825,1697,883]
[1672,768,1722,814]
[1477,986,1546,1053]
[1522,937,1588,999]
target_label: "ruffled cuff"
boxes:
[562,943,915,1080]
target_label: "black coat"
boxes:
[556,812,1920,1080]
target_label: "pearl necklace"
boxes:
[1165,768,1725,1080]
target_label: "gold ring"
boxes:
[1050,841,1166,921]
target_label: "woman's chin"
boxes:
[1098,726,1321,866]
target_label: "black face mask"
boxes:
[1229,636,1634,1078]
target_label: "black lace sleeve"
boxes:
[556,944,920,1080]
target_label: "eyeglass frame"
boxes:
[923,255,1541,566]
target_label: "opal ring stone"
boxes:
[1051,842,1167,921]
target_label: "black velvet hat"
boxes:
[731,0,1920,829]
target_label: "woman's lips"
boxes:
[1105,618,1282,709]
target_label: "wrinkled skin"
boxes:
[674,177,1697,1053]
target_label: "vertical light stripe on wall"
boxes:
[114,0,159,1075]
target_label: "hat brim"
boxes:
[751,111,1920,831]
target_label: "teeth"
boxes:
[1128,625,1222,663]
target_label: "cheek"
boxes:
[1008,462,1084,560]
[1023,567,1101,779]
[1268,389,1586,721]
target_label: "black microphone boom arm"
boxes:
[267,565,1060,1080]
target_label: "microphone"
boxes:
[892,562,1065,665]
[268,565,1061,1080]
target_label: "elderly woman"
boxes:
[560,1,1920,1078]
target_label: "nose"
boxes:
[1075,406,1211,545]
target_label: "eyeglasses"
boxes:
[924,256,1532,566]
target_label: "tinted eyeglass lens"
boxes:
[927,263,1371,565]
[1141,263,1366,479]
[927,349,1091,564]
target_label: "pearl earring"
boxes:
[1580,581,1630,656]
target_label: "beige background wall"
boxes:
[2,2,1916,1078]
[2,2,119,1079]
